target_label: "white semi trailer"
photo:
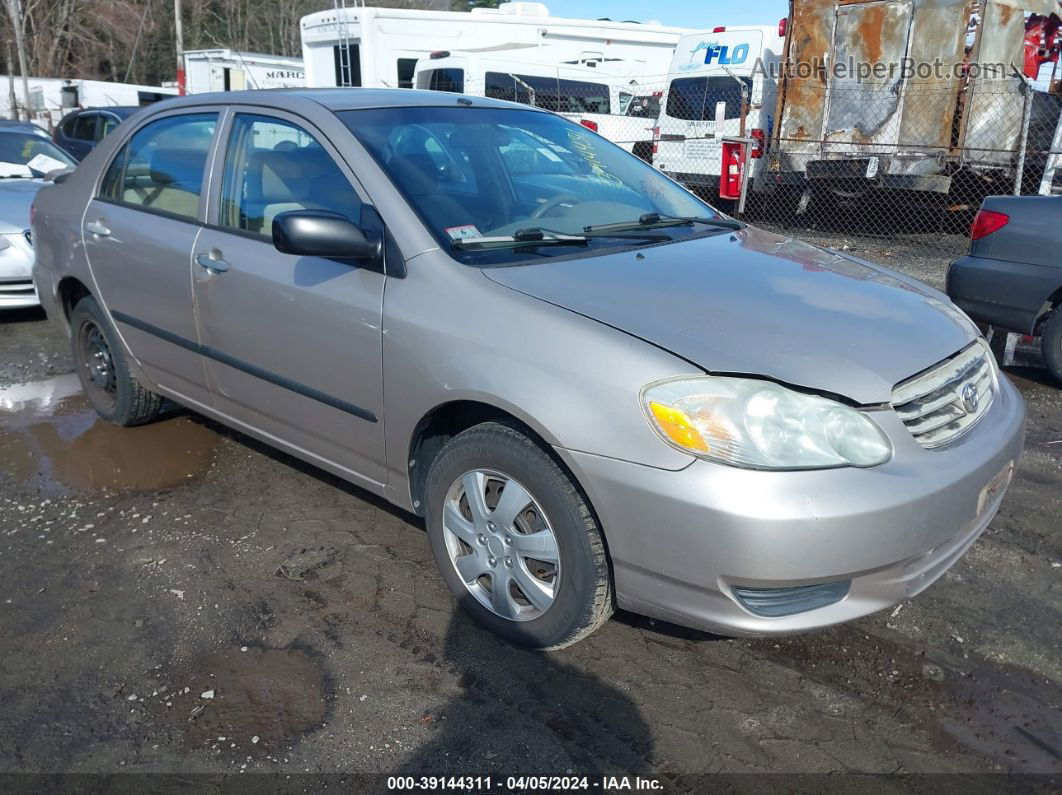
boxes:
[182,49,305,94]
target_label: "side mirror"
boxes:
[272,209,381,261]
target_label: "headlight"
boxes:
[642,376,892,470]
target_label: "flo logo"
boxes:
[702,42,750,65]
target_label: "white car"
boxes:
[0,127,76,309]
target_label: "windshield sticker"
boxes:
[445,224,482,241]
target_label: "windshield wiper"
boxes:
[451,227,589,251]
[451,222,674,252]
[584,212,744,235]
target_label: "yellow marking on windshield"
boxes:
[565,130,624,189]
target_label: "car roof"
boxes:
[84,106,141,116]
[141,87,542,115]
[63,106,141,118]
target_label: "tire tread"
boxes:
[1042,309,1062,385]
[429,421,613,649]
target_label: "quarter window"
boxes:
[99,113,217,221]
[72,113,97,141]
[218,114,362,237]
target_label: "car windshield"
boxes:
[341,106,729,265]
[0,133,76,174]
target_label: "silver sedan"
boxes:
[0,128,76,309]
[31,90,1025,648]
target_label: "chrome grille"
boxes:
[892,340,996,449]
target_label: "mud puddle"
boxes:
[0,374,217,493]
[175,646,329,752]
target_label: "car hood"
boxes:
[482,226,977,405]
[0,178,45,234]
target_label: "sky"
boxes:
[552,0,791,29]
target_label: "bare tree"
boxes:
[0,0,460,86]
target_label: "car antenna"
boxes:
[456,97,473,106]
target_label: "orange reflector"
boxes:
[649,401,709,452]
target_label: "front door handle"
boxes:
[196,253,230,273]
[85,221,110,237]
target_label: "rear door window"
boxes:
[666,76,751,121]
[100,113,218,221]
[427,68,465,93]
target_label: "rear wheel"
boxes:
[424,422,612,649]
[70,296,163,426]
[1041,309,1062,385]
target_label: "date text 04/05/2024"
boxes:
[386,775,664,791]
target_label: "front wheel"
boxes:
[424,422,613,649]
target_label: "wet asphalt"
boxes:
[0,241,1060,785]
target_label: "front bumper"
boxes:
[0,233,39,309]
[556,376,1026,636]
[0,277,39,309]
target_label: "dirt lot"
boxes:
[1,245,1061,787]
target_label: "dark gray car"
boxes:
[31,89,1025,649]
[53,106,139,161]
[947,195,1062,383]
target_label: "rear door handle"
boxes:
[196,253,230,273]
[85,221,110,237]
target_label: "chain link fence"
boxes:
[443,71,1062,269]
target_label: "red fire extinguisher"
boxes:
[719,141,746,201]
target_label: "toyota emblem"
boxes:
[961,382,979,414]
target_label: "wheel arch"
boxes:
[1033,285,1062,334]
[408,400,535,515]
[406,399,600,533]
[56,275,93,326]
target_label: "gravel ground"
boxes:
[1,243,1060,787]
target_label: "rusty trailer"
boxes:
[764,0,1062,203]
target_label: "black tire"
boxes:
[1041,308,1062,385]
[424,421,613,649]
[70,295,163,427]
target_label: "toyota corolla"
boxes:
[31,89,1025,648]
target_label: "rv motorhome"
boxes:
[300,2,688,90]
